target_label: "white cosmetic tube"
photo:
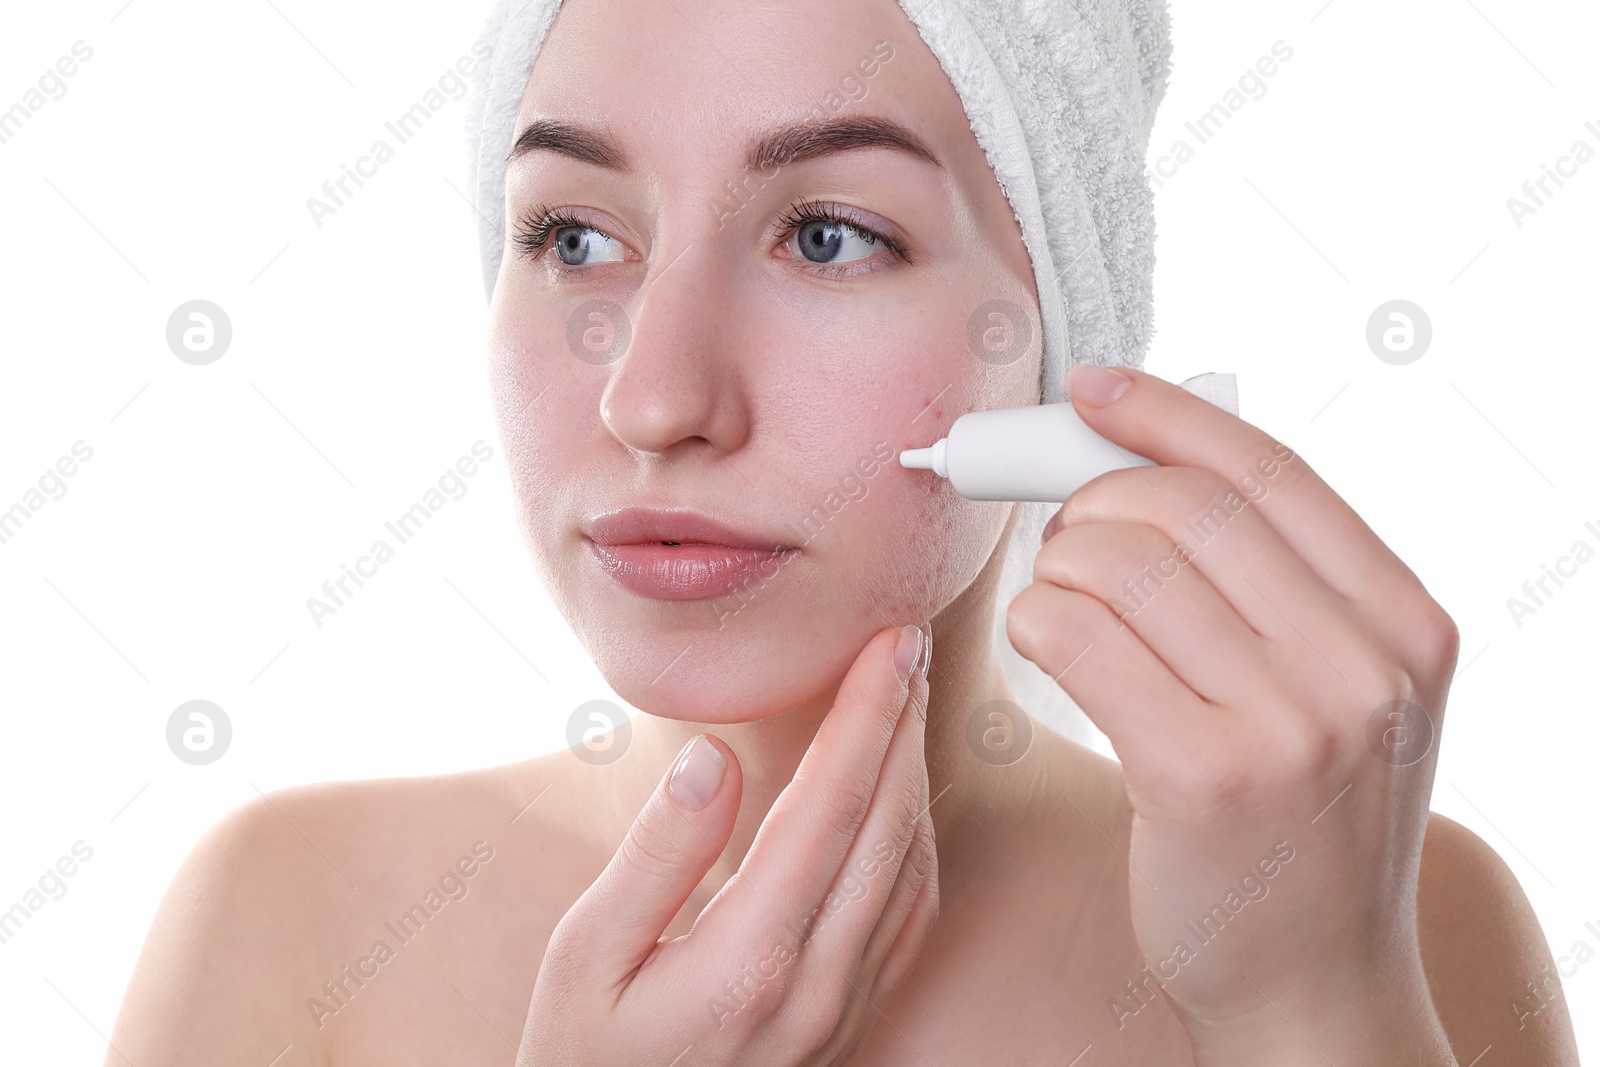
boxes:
[898,372,1239,502]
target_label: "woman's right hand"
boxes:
[515,622,937,1067]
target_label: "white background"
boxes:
[0,0,1595,1061]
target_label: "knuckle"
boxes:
[1171,752,1258,819]
[874,824,921,900]
[1162,469,1240,531]
[1003,589,1037,655]
[1343,654,1415,717]
[1244,431,1291,464]
[1030,527,1078,584]
[1123,519,1177,557]
[813,978,860,1049]
[908,676,931,726]
[808,776,877,852]
[1242,435,1307,492]
[1275,443,1312,489]
[1058,483,1101,525]
[1277,720,1342,785]
[1413,600,1461,678]
[1036,522,1171,593]
[618,807,690,882]
[1178,717,1340,820]
[776,983,844,1059]
[1041,504,1067,541]
[539,921,591,983]
[1007,582,1100,661]
[884,808,920,868]
[734,966,792,1030]
[1061,465,1154,523]
[1102,526,1176,590]
[902,826,936,895]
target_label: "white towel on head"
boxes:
[464,0,1176,757]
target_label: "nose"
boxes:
[599,245,751,460]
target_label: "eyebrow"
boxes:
[507,116,943,174]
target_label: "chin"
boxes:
[563,558,917,722]
[608,665,833,724]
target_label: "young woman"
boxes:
[105,0,1580,1063]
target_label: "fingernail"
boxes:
[894,624,924,683]
[1067,364,1133,407]
[918,626,933,678]
[668,734,726,811]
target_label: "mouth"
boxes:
[581,507,800,601]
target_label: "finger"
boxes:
[713,625,926,952]
[1033,518,1275,707]
[868,850,941,1004]
[798,653,934,986]
[555,732,741,981]
[1054,467,1375,688]
[1063,364,1431,613]
[1006,579,1216,773]
[854,809,938,999]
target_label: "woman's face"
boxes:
[489,0,1042,722]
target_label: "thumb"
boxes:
[559,733,741,978]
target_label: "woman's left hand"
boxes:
[1006,365,1462,1065]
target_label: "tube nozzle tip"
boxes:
[899,447,935,469]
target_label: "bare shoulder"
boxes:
[1416,811,1581,1066]
[104,754,567,1067]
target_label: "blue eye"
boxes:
[513,207,627,266]
[777,199,912,270]
[791,218,876,264]
[552,224,625,266]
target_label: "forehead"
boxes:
[513,0,976,175]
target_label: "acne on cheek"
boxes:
[850,551,952,626]
[825,459,949,603]
[860,536,985,628]
[873,489,997,616]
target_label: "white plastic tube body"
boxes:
[898,372,1239,503]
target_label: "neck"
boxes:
[622,509,1041,905]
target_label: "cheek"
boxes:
[769,319,1030,624]
[888,483,1008,617]
[486,318,594,554]
[489,342,553,487]
[817,447,1009,628]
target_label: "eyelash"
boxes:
[511,203,591,260]
[773,198,914,269]
[510,198,914,273]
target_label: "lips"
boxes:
[584,507,795,551]
[581,507,800,601]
